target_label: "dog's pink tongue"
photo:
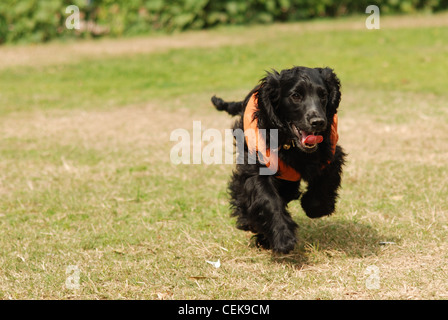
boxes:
[302,134,323,145]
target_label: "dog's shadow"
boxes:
[271,215,394,266]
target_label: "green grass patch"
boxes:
[1,25,447,115]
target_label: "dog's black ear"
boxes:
[317,67,341,114]
[257,70,283,128]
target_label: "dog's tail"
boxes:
[211,95,244,116]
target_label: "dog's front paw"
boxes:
[253,230,297,254]
[253,234,271,250]
[301,192,335,219]
[272,229,297,254]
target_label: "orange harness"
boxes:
[243,93,338,181]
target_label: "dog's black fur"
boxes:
[211,66,346,254]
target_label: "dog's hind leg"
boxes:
[228,170,252,232]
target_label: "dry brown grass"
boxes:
[1,86,447,299]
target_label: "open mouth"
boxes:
[291,123,323,151]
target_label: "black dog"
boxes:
[211,66,346,254]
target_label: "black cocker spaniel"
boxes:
[211,66,346,254]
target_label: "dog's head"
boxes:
[257,66,341,153]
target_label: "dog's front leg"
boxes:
[247,175,298,254]
[301,146,346,219]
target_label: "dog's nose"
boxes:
[310,117,326,130]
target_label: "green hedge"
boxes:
[1,0,448,44]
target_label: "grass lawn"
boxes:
[0,13,447,299]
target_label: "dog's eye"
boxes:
[317,89,327,100]
[317,92,327,105]
[291,93,302,101]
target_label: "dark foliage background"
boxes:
[1,0,447,43]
